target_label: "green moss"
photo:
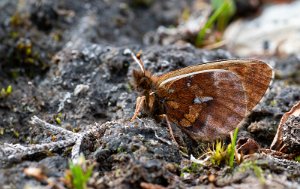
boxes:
[54,113,63,125]
[11,128,19,138]
[10,13,24,27]
[10,70,19,79]
[125,83,133,92]
[0,85,13,98]
[6,85,12,94]
[52,33,62,42]
[63,147,74,156]
[238,161,265,183]
[201,127,239,168]
[270,100,277,106]
[181,162,202,175]
[6,37,47,78]
[55,117,62,125]
[210,140,227,166]
[295,155,300,162]
[10,31,19,39]
[117,146,126,153]
[180,172,185,178]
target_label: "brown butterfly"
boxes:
[130,52,274,141]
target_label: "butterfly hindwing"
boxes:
[157,60,273,113]
[156,69,247,140]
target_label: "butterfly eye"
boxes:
[138,77,151,91]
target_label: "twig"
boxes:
[154,131,172,146]
[71,135,84,160]
[1,138,76,161]
[30,115,80,138]
[0,116,112,163]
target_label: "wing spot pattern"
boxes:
[194,96,214,104]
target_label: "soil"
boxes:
[0,1,299,189]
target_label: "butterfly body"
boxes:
[131,55,273,141]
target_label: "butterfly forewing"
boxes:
[156,70,247,141]
[157,60,273,113]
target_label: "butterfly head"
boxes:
[131,52,153,94]
[132,69,151,91]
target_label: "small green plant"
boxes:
[54,113,63,125]
[181,162,202,177]
[270,100,277,106]
[295,155,300,162]
[55,117,62,125]
[204,127,239,167]
[228,127,239,168]
[0,85,13,98]
[209,140,227,166]
[117,146,126,153]
[239,161,265,183]
[10,13,24,27]
[195,0,236,46]
[11,128,20,138]
[211,0,236,31]
[65,155,94,189]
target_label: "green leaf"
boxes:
[195,0,236,46]
[68,155,94,189]
[6,85,12,95]
[229,127,238,168]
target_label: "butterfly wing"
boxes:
[157,59,274,112]
[156,69,247,141]
[155,60,273,141]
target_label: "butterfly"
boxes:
[130,51,274,141]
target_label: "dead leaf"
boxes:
[24,167,47,181]
[237,138,260,155]
[270,101,300,153]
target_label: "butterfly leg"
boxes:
[131,96,146,121]
[160,114,180,147]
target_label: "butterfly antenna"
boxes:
[130,51,145,74]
